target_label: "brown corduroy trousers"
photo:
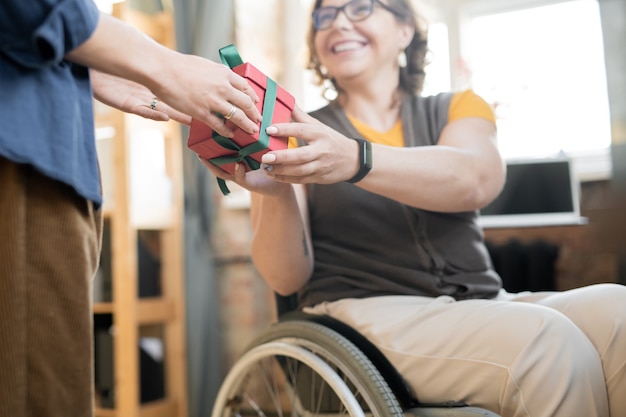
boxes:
[0,157,102,417]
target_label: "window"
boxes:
[459,0,611,178]
[94,0,124,13]
[422,22,451,96]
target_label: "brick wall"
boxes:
[211,197,275,369]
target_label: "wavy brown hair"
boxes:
[306,0,429,95]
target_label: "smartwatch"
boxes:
[346,138,372,183]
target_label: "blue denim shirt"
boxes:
[0,0,102,207]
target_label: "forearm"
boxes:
[66,11,261,136]
[358,121,505,212]
[250,186,313,295]
[358,145,502,212]
[259,109,504,213]
[65,13,173,95]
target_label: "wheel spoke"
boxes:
[211,321,404,417]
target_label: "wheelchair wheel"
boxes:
[212,320,405,417]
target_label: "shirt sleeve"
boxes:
[0,0,99,69]
[448,89,496,124]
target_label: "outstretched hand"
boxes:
[67,14,263,137]
[256,105,360,184]
[90,70,191,125]
[150,53,263,139]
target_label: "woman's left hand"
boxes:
[90,70,192,125]
[259,105,361,184]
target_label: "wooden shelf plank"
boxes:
[102,206,113,219]
[95,407,115,417]
[137,299,175,324]
[140,399,178,417]
[93,302,114,314]
[95,399,177,417]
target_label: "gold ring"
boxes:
[150,98,159,110]
[223,104,237,120]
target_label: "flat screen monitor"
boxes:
[478,157,586,228]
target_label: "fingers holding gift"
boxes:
[266,113,335,147]
[290,104,323,125]
[178,64,262,137]
[199,98,259,139]
[262,159,330,184]
[202,112,237,138]
[261,143,352,184]
[223,80,263,125]
[229,71,261,109]
[219,101,256,133]
[262,118,359,183]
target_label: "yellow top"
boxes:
[289,90,494,148]
[347,89,495,147]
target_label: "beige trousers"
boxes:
[0,158,102,417]
[306,284,626,417]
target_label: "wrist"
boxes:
[140,47,179,95]
[346,138,372,183]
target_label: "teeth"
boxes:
[333,41,362,53]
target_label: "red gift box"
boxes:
[187,47,295,177]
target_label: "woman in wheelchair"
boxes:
[201,0,626,415]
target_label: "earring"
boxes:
[398,50,407,68]
[322,78,338,101]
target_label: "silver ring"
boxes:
[150,98,159,110]
[223,104,237,120]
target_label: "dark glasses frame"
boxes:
[312,0,401,30]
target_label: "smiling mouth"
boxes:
[332,41,365,53]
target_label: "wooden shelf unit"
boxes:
[93,3,187,417]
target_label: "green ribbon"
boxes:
[209,44,278,196]
[219,44,244,68]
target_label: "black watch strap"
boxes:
[346,138,372,183]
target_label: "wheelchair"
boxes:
[211,294,501,417]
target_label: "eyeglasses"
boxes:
[312,0,400,31]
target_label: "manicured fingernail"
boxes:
[262,163,273,172]
[262,153,277,163]
[265,126,278,135]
